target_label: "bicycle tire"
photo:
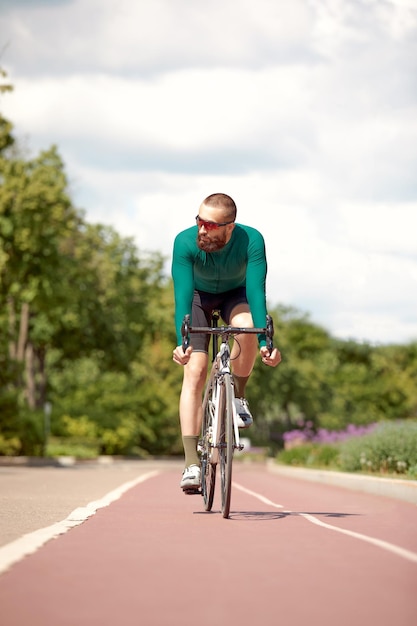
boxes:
[200,380,216,510]
[219,372,234,518]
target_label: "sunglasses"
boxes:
[195,215,234,231]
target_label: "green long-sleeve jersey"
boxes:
[171,223,268,346]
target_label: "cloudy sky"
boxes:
[1,0,416,345]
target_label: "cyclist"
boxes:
[172,193,281,491]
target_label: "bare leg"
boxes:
[179,351,208,435]
[230,304,258,384]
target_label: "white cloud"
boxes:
[337,204,417,256]
[63,163,417,344]
[5,68,311,158]
[2,0,317,74]
[1,0,416,344]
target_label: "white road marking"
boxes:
[299,512,417,563]
[233,481,417,564]
[233,482,284,508]
[0,470,160,575]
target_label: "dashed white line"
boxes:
[233,483,284,509]
[233,482,417,564]
[0,470,160,575]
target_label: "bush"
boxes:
[339,420,417,477]
[312,444,340,467]
[17,410,45,456]
[45,414,100,459]
[278,444,316,466]
[46,439,99,459]
[0,433,21,456]
[277,443,339,469]
[277,420,417,478]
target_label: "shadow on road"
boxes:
[195,510,362,521]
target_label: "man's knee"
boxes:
[183,352,208,389]
[230,305,253,328]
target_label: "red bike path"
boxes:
[0,463,416,626]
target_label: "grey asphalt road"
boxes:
[0,459,183,547]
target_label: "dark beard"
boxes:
[197,233,227,252]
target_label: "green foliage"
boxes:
[277,444,340,469]
[46,441,99,459]
[0,371,19,425]
[339,421,417,477]
[0,433,20,456]
[0,115,14,153]
[1,103,417,460]
[0,396,45,455]
[276,420,417,479]
[16,409,45,456]
[276,444,315,466]
[62,415,98,439]
[0,68,14,153]
[0,143,83,411]
[48,332,183,457]
[46,414,100,458]
[0,112,175,441]
[249,304,417,451]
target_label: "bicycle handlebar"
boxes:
[181,314,274,354]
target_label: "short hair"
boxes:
[203,193,237,221]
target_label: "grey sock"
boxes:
[182,435,200,467]
[233,374,250,398]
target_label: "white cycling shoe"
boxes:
[234,398,253,428]
[180,464,201,492]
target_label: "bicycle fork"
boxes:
[211,374,244,455]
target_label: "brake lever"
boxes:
[181,314,190,353]
[266,315,274,356]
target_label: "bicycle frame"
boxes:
[202,330,242,463]
[181,312,274,517]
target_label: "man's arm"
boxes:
[245,228,268,347]
[171,232,195,346]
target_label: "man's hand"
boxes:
[260,346,281,367]
[172,345,193,365]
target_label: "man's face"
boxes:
[196,204,235,252]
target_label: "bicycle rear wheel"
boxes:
[219,372,234,518]
[200,379,216,511]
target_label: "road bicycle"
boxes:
[181,312,274,518]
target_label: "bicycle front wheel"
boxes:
[219,372,234,518]
[200,379,216,511]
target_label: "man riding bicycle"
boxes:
[172,193,281,491]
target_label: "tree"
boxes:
[0,67,14,153]
[0,70,19,435]
[48,277,183,456]
[0,146,80,410]
[1,80,180,454]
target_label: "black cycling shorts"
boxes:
[190,287,248,353]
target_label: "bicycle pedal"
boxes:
[183,486,201,495]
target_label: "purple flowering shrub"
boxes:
[278,420,417,477]
[283,421,377,448]
[339,420,417,476]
